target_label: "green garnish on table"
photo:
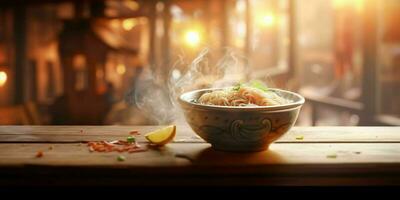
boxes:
[117,155,126,161]
[127,136,136,143]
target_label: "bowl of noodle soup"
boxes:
[178,86,305,152]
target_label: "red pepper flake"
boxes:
[129,130,139,135]
[36,151,44,158]
[87,140,147,153]
[128,147,148,153]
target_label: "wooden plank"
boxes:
[279,126,400,143]
[1,142,400,167]
[0,143,185,167]
[0,126,399,143]
[172,143,400,165]
[1,139,400,186]
[1,142,400,186]
[0,125,200,143]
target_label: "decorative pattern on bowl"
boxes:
[179,88,305,152]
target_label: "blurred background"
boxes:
[0,0,399,126]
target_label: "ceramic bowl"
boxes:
[178,88,305,152]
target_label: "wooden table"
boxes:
[1,125,400,186]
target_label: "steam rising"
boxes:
[129,48,248,125]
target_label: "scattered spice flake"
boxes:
[117,155,126,161]
[128,147,148,153]
[80,130,84,134]
[48,146,53,150]
[36,151,44,158]
[129,130,139,135]
[326,154,337,159]
[295,135,304,140]
[354,151,361,154]
[87,140,146,153]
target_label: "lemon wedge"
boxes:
[145,125,176,146]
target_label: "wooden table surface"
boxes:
[1,125,400,186]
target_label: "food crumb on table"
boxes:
[295,135,304,140]
[326,154,337,159]
[36,151,44,158]
[130,130,139,135]
[117,155,126,161]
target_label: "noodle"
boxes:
[198,86,288,106]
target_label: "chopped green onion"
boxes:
[295,135,304,140]
[127,136,136,143]
[249,80,269,92]
[117,155,126,161]
[232,80,269,92]
[326,154,337,159]
[232,83,242,91]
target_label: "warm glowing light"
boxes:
[184,30,201,47]
[125,0,139,11]
[234,38,245,48]
[116,64,126,75]
[333,0,347,9]
[96,68,104,79]
[260,14,275,27]
[123,18,137,31]
[72,54,87,70]
[333,0,363,12]
[0,71,7,87]
[355,0,364,13]
[110,19,120,29]
[236,0,246,13]
[236,22,246,37]
[139,17,148,24]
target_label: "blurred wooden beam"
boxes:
[162,0,171,78]
[360,0,379,125]
[13,5,27,105]
[288,0,297,79]
[0,0,104,7]
[245,0,251,58]
[147,0,156,71]
[220,0,228,51]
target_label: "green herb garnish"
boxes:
[232,80,268,92]
[117,155,126,161]
[232,83,242,91]
[249,80,269,92]
[295,135,304,140]
[326,154,337,159]
[127,136,136,143]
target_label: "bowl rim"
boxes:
[178,88,305,111]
